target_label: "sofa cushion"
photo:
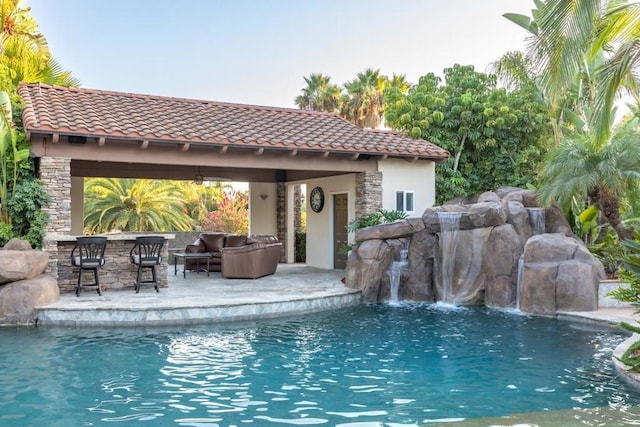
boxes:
[185,239,206,253]
[247,235,278,244]
[200,233,226,253]
[225,234,248,247]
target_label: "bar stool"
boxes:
[71,236,107,296]
[129,236,165,293]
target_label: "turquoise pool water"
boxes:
[1,304,639,426]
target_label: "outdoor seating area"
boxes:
[184,233,282,279]
[57,233,171,294]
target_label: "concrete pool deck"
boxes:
[35,263,640,328]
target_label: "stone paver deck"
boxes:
[36,264,360,326]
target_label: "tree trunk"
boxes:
[598,189,633,240]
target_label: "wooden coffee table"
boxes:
[173,252,211,278]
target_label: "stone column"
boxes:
[39,156,72,280]
[355,171,383,218]
[293,184,302,233]
[276,182,287,262]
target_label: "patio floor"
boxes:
[35,264,360,327]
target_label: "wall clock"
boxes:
[310,186,325,213]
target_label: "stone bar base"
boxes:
[53,234,171,294]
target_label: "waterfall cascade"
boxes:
[528,208,545,235]
[438,212,462,303]
[386,247,408,305]
[515,255,524,310]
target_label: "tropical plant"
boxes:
[83,178,194,233]
[505,0,640,146]
[0,0,79,92]
[175,180,228,225]
[539,116,640,240]
[294,73,341,112]
[341,68,391,129]
[0,89,28,223]
[4,178,47,247]
[200,190,248,235]
[384,64,552,204]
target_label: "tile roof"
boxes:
[18,83,449,161]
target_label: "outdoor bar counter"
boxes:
[51,233,173,294]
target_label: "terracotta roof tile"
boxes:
[18,83,449,160]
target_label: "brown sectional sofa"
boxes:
[184,233,282,279]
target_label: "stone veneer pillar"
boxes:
[355,171,383,218]
[293,184,302,233]
[276,182,287,262]
[39,156,72,280]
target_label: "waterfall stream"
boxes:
[438,212,462,304]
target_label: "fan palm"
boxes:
[341,68,390,129]
[294,73,341,112]
[83,178,194,233]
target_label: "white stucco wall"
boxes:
[248,182,277,236]
[305,174,356,269]
[378,159,436,216]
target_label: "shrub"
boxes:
[295,232,306,262]
[4,179,48,248]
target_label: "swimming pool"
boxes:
[1,304,639,426]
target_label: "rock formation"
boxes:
[346,187,604,315]
[0,238,59,325]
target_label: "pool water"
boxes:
[1,304,639,426]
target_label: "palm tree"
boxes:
[83,178,194,233]
[174,180,228,224]
[505,0,640,145]
[539,116,640,240]
[341,68,390,129]
[0,0,79,92]
[294,73,341,112]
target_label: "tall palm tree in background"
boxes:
[341,68,391,129]
[294,73,341,112]
[83,178,194,233]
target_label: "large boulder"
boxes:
[0,274,59,325]
[519,234,604,315]
[0,250,49,284]
[345,239,394,302]
[484,224,523,308]
[2,238,33,251]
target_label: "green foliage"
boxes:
[384,65,552,204]
[539,116,640,240]
[295,232,306,263]
[608,239,640,308]
[379,209,409,223]
[346,211,383,233]
[84,178,195,233]
[618,337,640,372]
[0,220,11,247]
[590,228,625,279]
[5,179,48,248]
[201,191,248,235]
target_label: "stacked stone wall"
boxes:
[355,171,382,218]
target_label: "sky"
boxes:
[28,0,535,109]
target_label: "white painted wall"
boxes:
[378,159,436,216]
[305,174,356,269]
[248,182,277,236]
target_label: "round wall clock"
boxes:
[310,186,325,213]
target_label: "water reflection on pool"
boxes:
[1,304,639,426]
